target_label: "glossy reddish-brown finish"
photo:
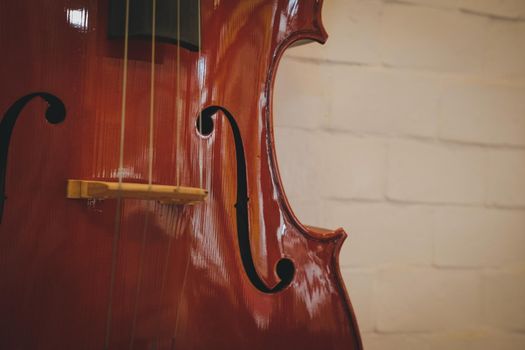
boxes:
[0,1,362,349]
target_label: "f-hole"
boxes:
[0,93,66,223]
[198,106,295,294]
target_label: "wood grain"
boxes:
[0,1,362,349]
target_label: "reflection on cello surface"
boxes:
[0,1,362,349]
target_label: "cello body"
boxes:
[0,1,362,349]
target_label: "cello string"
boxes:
[105,0,131,348]
[117,3,130,186]
[198,0,203,189]
[173,231,192,340]
[153,0,183,344]
[172,0,190,341]
[175,0,182,187]
[148,0,157,188]
[154,206,176,346]
[129,210,150,350]
[129,0,157,348]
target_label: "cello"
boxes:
[0,0,363,349]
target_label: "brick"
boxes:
[387,140,485,204]
[440,82,525,146]
[400,0,460,10]
[271,1,525,346]
[342,269,376,332]
[459,0,525,19]
[363,333,428,350]
[282,198,324,229]
[273,58,330,130]
[379,3,488,73]
[273,128,321,200]
[329,66,441,138]
[320,134,386,200]
[376,268,481,332]
[482,270,525,331]
[324,201,433,267]
[487,149,525,207]
[483,21,525,81]
[433,207,525,267]
[364,331,525,350]
[287,0,383,64]
[426,332,525,350]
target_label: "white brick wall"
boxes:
[274,0,525,348]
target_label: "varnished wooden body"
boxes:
[0,1,362,349]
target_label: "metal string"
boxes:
[105,0,131,348]
[129,210,150,350]
[151,0,185,345]
[129,0,157,348]
[106,2,200,347]
[154,209,175,347]
[148,0,157,189]
[117,3,131,187]
[172,0,191,344]
[173,247,191,340]
[198,0,203,189]
[175,0,182,187]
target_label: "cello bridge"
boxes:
[66,180,207,205]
